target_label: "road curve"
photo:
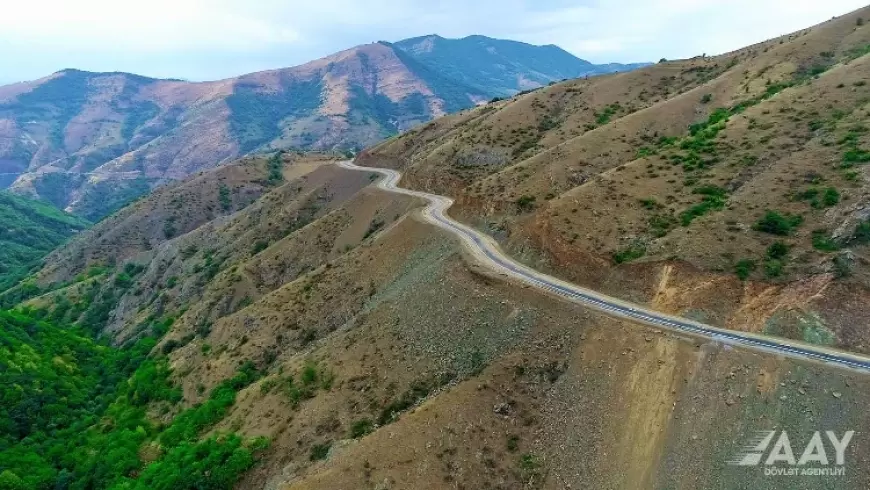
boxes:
[337,160,870,374]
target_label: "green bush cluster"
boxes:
[680,185,728,226]
[160,362,261,447]
[734,259,757,281]
[267,151,285,184]
[378,378,444,426]
[612,242,647,265]
[793,187,840,209]
[284,362,335,408]
[753,211,803,236]
[812,230,840,252]
[515,195,537,212]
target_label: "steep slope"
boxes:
[0,43,464,220]
[360,6,870,355]
[0,36,637,220]
[394,34,649,95]
[0,191,89,291]
[7,157,870,489]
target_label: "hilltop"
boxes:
[0,36,642,220]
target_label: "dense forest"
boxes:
[0,301,268,489]
[0,192,90,291]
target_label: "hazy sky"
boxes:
[1,0,867,84]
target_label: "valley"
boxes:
[3,4,870,490]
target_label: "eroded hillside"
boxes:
[360,6,870,355]
[7,154,869,489]
[0,36,643,220]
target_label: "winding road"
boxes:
[338,160,870,374]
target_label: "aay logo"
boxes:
[728,431,854,477]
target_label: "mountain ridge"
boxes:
[0,34,644,220]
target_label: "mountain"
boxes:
[0,191,89,291]
[0,36,639,221]
[9,9,870,490]
[393,34,649,96]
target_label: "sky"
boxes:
[0,0,868,84]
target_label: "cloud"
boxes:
[0,0,866,83]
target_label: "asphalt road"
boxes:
[338,160,870,374]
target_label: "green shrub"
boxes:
[639,198,661,210]
[766,241,789,260]
[131,435,263,490]
[753,211,803,236]
[378,379,442,426]
[734,259,756,280]
[309,442,331,461]
[649,213,678,237]
[218,184,232,211]
[764,259,784,278]
[822,188,841,207]
[515,195,537,212]
[833,255,852,278]
[679,185,728,226]
[842,148,870,167]
[350,419,374,439]
[852,219,870,244]
[794,187,840,209]
[612,243,646,264]
[812,230,840,252]
[267,151,285,184]
[252,240,269,254]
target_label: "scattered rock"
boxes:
[493,402,512,415]
[833,392,842,399]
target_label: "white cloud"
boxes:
[0,0,866,82]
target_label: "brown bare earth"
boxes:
[361,6,870,356]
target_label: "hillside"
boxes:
[3,151,870,489]
[360,6,870,356]
[0,36,641,220]
[0,191,89,291]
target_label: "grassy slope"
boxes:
[0,192,89,290]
